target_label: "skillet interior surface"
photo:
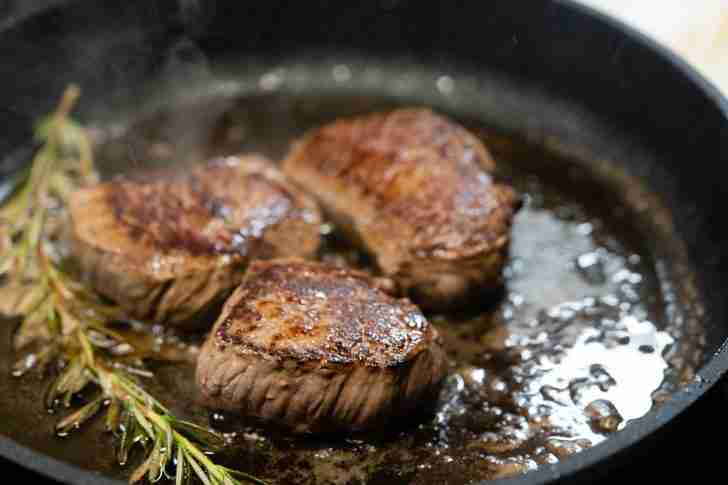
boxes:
[1,1,727,484]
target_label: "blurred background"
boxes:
[4,0,727,93]
[581,0,728,93]
[0,0,727,483]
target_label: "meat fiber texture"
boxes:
[68,155,321,327]
[196,259,448,433]
[283,108,520,309]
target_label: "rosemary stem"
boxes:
[1,86,267,485]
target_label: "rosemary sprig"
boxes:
[50,327,265,485]
[0,86,266,485]
[0,85,94,279]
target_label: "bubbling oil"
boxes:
[0,85,705,485]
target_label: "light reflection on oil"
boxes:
[438,204,677,457]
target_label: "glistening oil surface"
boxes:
[0,92,705,485]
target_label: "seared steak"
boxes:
[68,155,321,326]
[195,259,447,433]
[283,108,520,309]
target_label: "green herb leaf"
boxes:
[1,85,267,485]
[56,395,104,436]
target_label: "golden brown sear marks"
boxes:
[283,108,520,309]
[67,155,321,326]
[106,159,303,256]
[196,259,447,433]
[217,259,430,367]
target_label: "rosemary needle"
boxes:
[0,86,266,485]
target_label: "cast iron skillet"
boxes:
[1,1,727,484]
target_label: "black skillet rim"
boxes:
[1,1,727,484]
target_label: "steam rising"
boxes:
[177,0,215,36]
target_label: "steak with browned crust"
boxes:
[283,108,520,309]
[67,155,321,326]
[195,259,448,433]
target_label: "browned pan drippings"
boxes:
[0,92,705,484]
